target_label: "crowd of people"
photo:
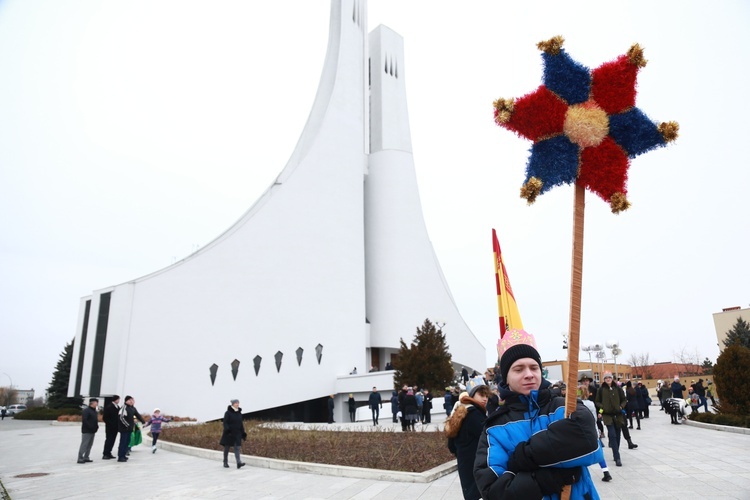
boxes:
[73,350,715,491]
[77,394,166,465]
[657,376,715,425]
[440,343,721,499]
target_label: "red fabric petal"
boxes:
[577,136,630,202]
[504,85,568,141]
[590,55,638,115]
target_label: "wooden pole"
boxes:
[561,183,586,500]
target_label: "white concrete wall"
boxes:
[69,0,486,420]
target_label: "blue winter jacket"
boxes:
[474,379,603,499]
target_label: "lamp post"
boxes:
[582,343,602,378]
[606,341,621,380]
[596,350,607,381]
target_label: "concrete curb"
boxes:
[157,440,458,483]
[683,418,750,435]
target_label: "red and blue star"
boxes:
[494,36,678,213]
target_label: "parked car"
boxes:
[6,404,27,416]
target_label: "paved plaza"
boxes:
[1,408,749,499]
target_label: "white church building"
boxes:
[68,0,486,422]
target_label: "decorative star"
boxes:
[494,36,678,213]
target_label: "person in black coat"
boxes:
[421,389,433,424]
[368,387,382,426]
[637,382,650,418]
[390,390,399,422]
[117,395,144,462]
[401,389,419,431]
[625,381,641,430]
[220,399,246,469]
[77,398,99,464]
[446,384,490,500]
[101,395,120,459]
[347,394,357,422]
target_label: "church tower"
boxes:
[69,0,485,422]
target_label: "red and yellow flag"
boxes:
[493,228,523,341]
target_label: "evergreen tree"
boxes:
[723,316,750,349]
[393,319,454,392]
[712,343,750,415]
[47,339,83,409]
[701,357,714,375]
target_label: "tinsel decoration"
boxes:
[494,36,679,213]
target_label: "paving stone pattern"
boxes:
[1,407,748,499]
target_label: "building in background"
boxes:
[713,306,749,351]
[14,389,35,405]
[68,0,485,422]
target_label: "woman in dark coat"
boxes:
[390,391,399,423]
[625,381,642,430]
[347,394,357,422]
[220,399,246,469]
[402,389,418,431]
[446,384,490,500]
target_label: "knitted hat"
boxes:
[230,399,239,405]
[466,377,487,397]
[603,371,613,379]
[499,329,542,382]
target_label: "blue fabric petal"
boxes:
[609,108,665,157]
[525,135,580,193]
[543,50,591,105]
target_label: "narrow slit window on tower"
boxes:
[296,347,304,366]
[395,60,398,79]
[315,343,323,364]
[253,355,262,376]
[231,359,240,381]
[275,351,283,373]
[209,364,218,386]
[74,299,91,397]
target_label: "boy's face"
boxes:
[507,358,542,395]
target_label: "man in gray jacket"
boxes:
[77,398,99,463]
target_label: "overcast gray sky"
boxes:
[1,1,748,395]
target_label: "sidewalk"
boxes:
[1,408,749,499]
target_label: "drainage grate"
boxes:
[14,473,49,478]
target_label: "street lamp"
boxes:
[606,341,621,379]
[582,343,602,378]
[595,350,607,380]
[2,373,12,389]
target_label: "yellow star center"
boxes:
[563,101,609,148]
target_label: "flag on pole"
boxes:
[493,228,524,343]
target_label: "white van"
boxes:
[7,404,27,416]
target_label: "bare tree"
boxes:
[0,387,18,407]
[627,353,642,378]
[673,347,701,376]
[639,353,652,378]
[627,352,651,379]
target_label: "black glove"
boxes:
[506,442,537,472]
[533,467,582,496]
[242,432,247,441]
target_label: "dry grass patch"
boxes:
[161,421,455,472]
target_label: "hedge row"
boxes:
[689,412,750,429]
[12,407,81,420]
